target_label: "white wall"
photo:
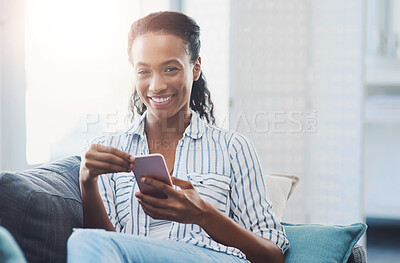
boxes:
[229,0,365,225]
[305,0,365,224]
[183,0,230,128]
[230,0,309,223]
[0,0,4,171]
[0,0,27,171]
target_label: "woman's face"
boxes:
[131,33,201,121]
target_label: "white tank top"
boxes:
[148,217,172,239]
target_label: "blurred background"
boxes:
[1,0,399,261]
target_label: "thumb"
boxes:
[171,177,193,190]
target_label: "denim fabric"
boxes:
[67,229,248,263]
[0,156,83,263]
[0,226,26,263]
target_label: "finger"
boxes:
[140,205,158,219]
[139,200,175,220]
[141,177,175,195]
[171,177,194,190]
[91,144,134,163]
[85,159,130,174]
[140,204,163,220]
[135,192,167,209]
[86,149,131,169]
[91,144,134,164]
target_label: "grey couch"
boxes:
[0,156,367,263]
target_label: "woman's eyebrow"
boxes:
[135,59,183,68]
[136,58,182,67]
[136,61,150,67]
[160,59,182,67]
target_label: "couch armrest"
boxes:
[347,244,367,263]
[0,155,83,263]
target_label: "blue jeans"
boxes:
[67,229,248,263]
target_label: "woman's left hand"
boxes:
[134,177,211,225]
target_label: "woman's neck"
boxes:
[145,110,192,141]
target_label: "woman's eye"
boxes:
[165,67,179,73]
[137,70,150,75]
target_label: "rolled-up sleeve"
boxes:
[228,132,290,253]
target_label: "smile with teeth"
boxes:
[150,95,173,103]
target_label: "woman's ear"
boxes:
[193,56,202,81]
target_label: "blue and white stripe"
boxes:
[92,110,290,259]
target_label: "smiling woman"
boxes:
[132,33,201,122]
[127,13,215,125]
[67,11,289,263]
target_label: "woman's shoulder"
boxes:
[203,121,233,140]
[202,121,254,150]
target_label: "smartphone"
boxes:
[132,153,172,199]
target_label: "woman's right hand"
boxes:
[80,144,135,185]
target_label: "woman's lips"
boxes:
[148,95,175,106]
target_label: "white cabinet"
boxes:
[364,0,400,219]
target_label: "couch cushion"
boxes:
[265,174,299,221]
[282,222,367,263]
[0,156,82,263]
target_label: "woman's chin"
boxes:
[147,105,191,122]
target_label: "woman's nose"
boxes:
[149,74,167,93]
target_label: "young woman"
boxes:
[68,11,289,263]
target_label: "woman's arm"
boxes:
[199,204,284,263]
[80,179,116,231]
[80,144,134,230]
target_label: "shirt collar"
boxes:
[184,110,206,140]
[125,111,147,139]
[126,109,206,140]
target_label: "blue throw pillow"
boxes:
[0,226,26,263]
[282,222,367,263]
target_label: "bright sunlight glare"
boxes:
[25,0,139,164]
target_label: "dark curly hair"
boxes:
[127,11,215,124]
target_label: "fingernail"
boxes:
[130,155,135,161]
[141,177,146,183]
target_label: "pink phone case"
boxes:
[133,153,172,199]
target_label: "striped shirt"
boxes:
[91,110,290,260]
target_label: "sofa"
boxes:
[0,156,367,263]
